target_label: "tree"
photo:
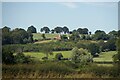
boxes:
[2,26,12,45]
[88,43,100,56]
[117,38,120,61]
[101,39,116,51]
[82,28,89,34]
[77,28,83,34]
[27,25,37,33]
[2,27,33,44]
[113,38,120,75]
[41,34,46,40]
[40,28,43,33]
[80,35,86,40]
[11,28,29,44]
[72,29,77,34]
[61,35,68,41]
[2,26,10,32]
[85,35,92,40]
[54,27,63,33]
[71,47,81,63]
[79,48,93,64]
[77,28,89,34]
[69,31,72,34]
[55,53,63,60]
[27,33,33,43]
[71,47,92,63]
[62,26,69,34]
[41,27,50,33]
[2,46,15,64]
[51,29,55,33]
[41,45,53,59]
[118,30,120,37]
[15,53,31,63]
[93,30,109,40]
[95,30,105,34]
[70,31,80,41]
[109,30,118,37]
[89,31,92,35]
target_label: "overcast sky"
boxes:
[2,2,118,33]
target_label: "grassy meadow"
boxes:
[24,50,117,63]
[33,33,59,40]
[93,51,117,62]
[24,51,72,61]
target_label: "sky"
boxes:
[2,2,118,33]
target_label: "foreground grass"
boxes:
[2,62,120,78]
[2,62,73,78]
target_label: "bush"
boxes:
[55,53,63,60]
[14,53,32,64]
[71,47,93,64]
[61,35,68,41]
[2,46,15,64]
[87,43,100,56]
[101,39,116,52]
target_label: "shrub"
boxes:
[61,35,68,41]
[2,46,15,64]
[101,39,116,51]
[14,53,32,64]
[55,53,63,60]
[87,43,100,56]
[41,34,46,40]
[41,45,53,59]
[71,47,81,63]
[71,47,93,64]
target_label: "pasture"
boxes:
[24,51,116,63]
[32,33,59,40]
[93,51,117,62]
[24,51,72,60]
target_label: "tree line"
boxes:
[1,25,120,45]
[40,26,89,34]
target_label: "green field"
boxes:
[93,51,117,62]
[24,51,72,60]
[24,51,117,62]
[32,33,59,40]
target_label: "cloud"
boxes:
[60,2,77,8]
